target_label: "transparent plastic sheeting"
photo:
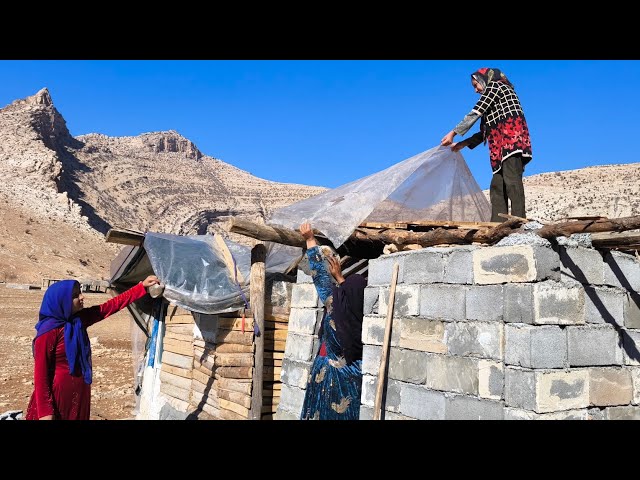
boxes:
[143,232,302,315]
[268,145,492,248]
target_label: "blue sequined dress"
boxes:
[300,246,363,420]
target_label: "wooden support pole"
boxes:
[373,262,400,420]
[249,243,266,420]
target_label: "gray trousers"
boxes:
[490,154,526,222]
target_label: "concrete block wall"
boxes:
[278,241,640,420]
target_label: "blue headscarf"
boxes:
[33,280,93,384]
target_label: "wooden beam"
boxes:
[591,231,640,248]
[537,215,640,239]
[105,227,145,246]
[249,243,266,420]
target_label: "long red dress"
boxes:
[25,282,148,420]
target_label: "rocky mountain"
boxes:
[0,88,638,285]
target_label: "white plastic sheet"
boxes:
[267,145,491,248]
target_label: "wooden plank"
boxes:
[163,341,193,357]
[591,231,640,248]
[217,317,254,331]
[265,321,289,330]
[217,388,251,409]
[166,313,195,325]
[164,338,193,350]
[165,324,195,336]
[193,358,215,375]
[161,363,192,379]
[163,331,194,343]
[214,233,246,284]
[261,405,278,414]
[216,330,253,345]
[264,330,288,341]
[159,383,191,403]
[215,343,254,354]
[162,351,193,370]
[264,359,283,367]
[105,228,145,246]
[215,366,253,379]
[160,370,192,390]
[249,244,266,421]
[263,382,282,390]
[262,397,280,406]
[264,351,285,360]
[219,398,250,418]
[214,353,254,367]
[192,368,214,387]
[264,340,286,352]
[263,389,282,398]
[213,376,253,395]
[360,220,500,229]
[192,338,215,350]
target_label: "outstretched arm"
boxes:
[82,275,159,327]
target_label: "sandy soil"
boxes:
[0,284,138,420]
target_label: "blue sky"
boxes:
[1,60,638,191]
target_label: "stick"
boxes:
[373,262,400,420]
[249,244,266,420]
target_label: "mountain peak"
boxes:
[15,87,54,107]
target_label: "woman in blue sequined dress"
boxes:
[299,222,367,420]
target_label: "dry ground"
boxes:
[0,284,138,420]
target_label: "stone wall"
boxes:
[278,242,640,420]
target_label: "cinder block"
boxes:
[425,354,479,395]
[505,367,537,411]
[533,281,585,325]
[379,284,420,317]
[631,367,640,405]
[559,246,605,285]
[362,345,382,376]
[420,284,466,321]
[287,307,322,335]
[363,286,380,315]
[504,324,567,369]
[398,317,447,353]
[443,247,476,284]
[537,369,590,413]
[567,325,624,366]
[473,244,559,284]
[368,252,406,286]
[478,359,504,400]
[398,383,446,419]
[603,250,640,292]
[388,348,429,384]
[283,332,316,362]
[466,285,504,321]
[584,286,625,328]
[625,293,640,330]
[403,248,446,284]
[622,330,640,366]
[445,395,504,420]
[290,283,321,308]
[588,367,633,406]
[280,358,312,389]
[445,321,503,360]
[504,283,535,324]
[362,315,400,347]
[279,384,306,416]
[605,406,640,420]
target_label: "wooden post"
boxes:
[249,243,266,420]
[373,262,400,420]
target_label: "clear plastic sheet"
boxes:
[143,232,302,314]
[267,145,491,248]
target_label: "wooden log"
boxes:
[163,332,194,343]
[215,343,254,354]
[216,366,253,379]
[219,398,250,418]
[162,351,193,370]
[217,388,252,409]
[160,370,192,390]
[250,243,266,421]
[192,368,215,387]
[159,383,191,403]
[590,231,640,248]
[193,357,215,374]
[214,353,254,367]
[216,330,254,345]
[213,376,253,395]
[161,363,192,380]
[536,215,640,239]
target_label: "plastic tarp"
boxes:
[267,145,491,248]
[143,232,302,314]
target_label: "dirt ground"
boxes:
[0,284,138,420]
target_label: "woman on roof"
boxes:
[441,67,533,222]
[298,222,367,420]
[25,275,159,420]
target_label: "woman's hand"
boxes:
[441,130,456,146]
[451,140,467,152]
[327,255,345,285]
[142,275,160,288]
[299,222,318,248]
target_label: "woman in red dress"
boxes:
[25,275,159,420]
